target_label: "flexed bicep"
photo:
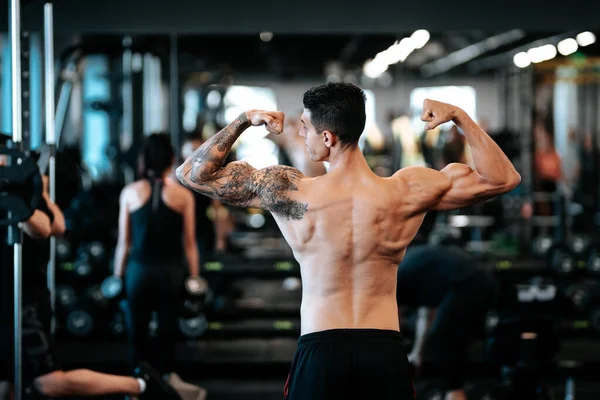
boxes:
[398,164,518,213]
[177,160,259,207]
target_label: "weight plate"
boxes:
[67,310,94,337]
[179,315,208,338]
[56,285,77,309]
[0,148,43,225]
[56,239,72,261]
[565,284,590,309]
[532,235,553,257]
[550,247,574,275]
[570,235,591,254]
[88,241,105,263]
[75,261,92,278]
[587,250,600,275]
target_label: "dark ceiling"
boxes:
[1,0,600,34]
[72,31,600,80]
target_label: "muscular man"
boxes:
[397,245,497,400]
[177,82,520,399]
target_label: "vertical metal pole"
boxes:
[169,34,180,159]
[121,36,133,152]
[44,1,57,334]
[10,0,23,399]
[519,66,534,255]
[54,59,77,145]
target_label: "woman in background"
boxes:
[113,134,200,375]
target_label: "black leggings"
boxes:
[397,246,497,391]
[427,270,496,390]
[124,261,184,374]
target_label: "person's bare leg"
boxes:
[445,389,467,400]
[34,369,141,397]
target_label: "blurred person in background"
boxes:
[0,135,180,399]
[397,244,497,400]
[113,134,199,377]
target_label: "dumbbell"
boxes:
[549,245,576,275]
[182,276,212,317]
[56,238,73,262]
[569,234,592,256]
[101,275,124,300]
[179,315,209,339]
[73,242,106,279]
[587,248,600,277]
[84,284,112,313]
[73,254,96,280]
[532,235,553,258]
[66,308,94,338]
[55,284,78,314]
[86,241,106,264]
[564,284,591,311]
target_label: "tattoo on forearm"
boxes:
[178,114,308,220]
[190,114,250,180]
[180,162,308,220]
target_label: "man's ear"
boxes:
[323,131,337,148]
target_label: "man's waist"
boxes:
[298,328,402,345]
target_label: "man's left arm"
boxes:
[176,111,309,221]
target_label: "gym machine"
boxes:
[2,1,57,398]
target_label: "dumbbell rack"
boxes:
[53,229,304,374]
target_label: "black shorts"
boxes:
[0,303,60,383]
[284,329,415,400]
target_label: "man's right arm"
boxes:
[396,100,521,212]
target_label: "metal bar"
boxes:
[44,1,58,334]
[169,34,180,158]
[421,30,526,77]
[54,68,74,144]
[10,0,23,398]
[468,31,579,74]
[121,36,133,152]
[44,3,55,147]
[11,1,22,145]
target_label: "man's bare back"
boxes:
[272,163,431,334]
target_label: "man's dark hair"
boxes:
[302,82,367,148]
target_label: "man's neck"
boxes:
[327,145,370,173]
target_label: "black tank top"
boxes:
[128,180,184,264]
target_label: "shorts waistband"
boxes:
[298,328,402,344]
